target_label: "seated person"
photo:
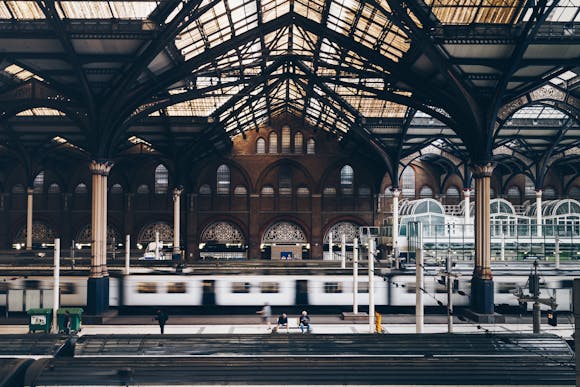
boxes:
[273,312,289,333]
[299,310,312,333]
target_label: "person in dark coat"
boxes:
[62,311,71,335]
[154,309,169,334]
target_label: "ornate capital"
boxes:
[173,186,184,199]
[470,162,494,178]
[89,160,114,176]
[391,188,401,198]
[27,187,34,195]
[535,190,543,199]
[463,188,471,197]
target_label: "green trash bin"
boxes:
[57,308,83,334]
[27,308,53,333]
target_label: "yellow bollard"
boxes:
[375,311,383,333]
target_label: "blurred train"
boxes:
[0,269,575,312]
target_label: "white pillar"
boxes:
[500,232,505,261]
[463,189,471,226]
[368,237,375,333]
[26,188,33,250]
[125,234,130,275]
[536,190,542,237]
[341,234,346,269]
[173,187,183,254]
[52,238,60,333]
[101,172,108,275]
[155,231,160,260]
[416,224,424,333]
[353,238,359,314]
[90,168,101,278]
[392,189,400,251]
[89,160,113,279]
[555,235,560,270]
[328,232,333,261]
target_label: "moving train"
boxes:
[0,268,575,312]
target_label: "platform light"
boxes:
[136,243,143,250]
[199,243,205,249]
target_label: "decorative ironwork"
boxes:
[262,222,307,244]
[200,221,245,243]
[498,96,527,120]
[323,222,360,243]
[14,221,56,243]
[530,85,566,102]
[75,224,121,244]
[138,222,173,243]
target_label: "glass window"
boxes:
[137,184,149,194]
[256,138,266,154]
[524,176,535,199]
[110,184,123,194]
[75,183,88,194]
[261,185,275,196]
[401,167,415,197]
[48,183,60,194]
[137,282,157,293]
[359,185,371,197]
[33,171,44,193]
[324,282,343,293]
[544,187,556,199]
[217,164,230,195]
[199,184,211,195]
[307,138,315,154]
[12,184,25,194]
[269,132,278,154]
[341,165,354,195]
[419,186,433,198]
[490,187,496,198]
[167,282,187,293]
[323,186,336,196]
[281,126,291,153]
[569,186,580,199]
[260,282,280,293]
[231,282,251,293]
[60,282,77,295]
[294,132,303,153]
[279,166,292,195]
[507,186,521,200]
[155,164,169,194]
[297,186,310,196]
[446,186,460,198]
[357,282,369,293]
[234,185,247,196]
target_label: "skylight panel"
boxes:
[261,0,290,22]
[230,0,258,34]
[3,64,43,81]
[546,0,580,22]
[17,108,64,116]
[512,105,566,120]
[327,0,358,36]
[6,1,45,19]
[295,0,324,23]
[424,0,523,25]
[0,2,12,18]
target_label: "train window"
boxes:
[167,282,187,293]
[357,282,369,293]
[60,283,77,295]
[260,282,280,293]
[137,282,158,294]
[324,282,343,293]
[24,280,41,290]
[0,282,9,294]
[231,282,251,293]
[497,283,519,294]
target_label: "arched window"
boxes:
[12,184,25,194]
[307,138,315,154]
[358,185,371,197]
[543,187,556,199]
[75,183,88,194]
[323,186,336,196]
[490,187,496,198]
[297,186,310,196]
[137,184,149,194]
[234,185,247,196]
[446,186,460,199]
[199,184,211,195]
[281,126,291,153]
[268,132,278,154]
[419,185,433,198]
[340,165,354,195]
[401,167,415,197]
[524,176,535,199]
[154,164,169,194]
[110,184,123,194]
[48,183,60,194]
[294,132,303,153]
[256,138,266,154]
[216,164,230,195]
[279,166,292,195]
[33,171,44,193]
[261,185,274,196]
[507,186,521,201]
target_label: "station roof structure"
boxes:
[0,0,578,186]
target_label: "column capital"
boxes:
[391,188,401,198]
[173,186,184,198]
[470,162,494,178]
[89,160,114,176]
[463,188,471,196]
[27,187,34,195]
[535,189,543,198]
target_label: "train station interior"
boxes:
[0,0,579,385]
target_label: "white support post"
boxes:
[155,231,160,260]
[500,232,505,261]
[173,187,182,254]
[416,225,424,334]
[26,188,33,250]
[368,238,375,333]
[341,234,346,269]
[535,190,542,237]
[555,235,560,270]
[446,253,453,333]
[125,235,130,275]
[463,189,471,226]
[328,232,333,261]
[52,238,60,333]
[353,238,359,314]
[392,189,400,254]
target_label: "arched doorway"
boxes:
[261,221,308,260]
[323,221,360,260]
[199,221,247,260]
[13,221,56,250]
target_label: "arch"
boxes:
[33,171,44,193]
[254,158,315,193]
[110,183,123,194]
[137,222,174,244]
[48,183,60,194]
[75,183,88,194]
[323,221,361,243]
[446,185,460,199]
[401,166,415,197]
[233,185,247,195]
[200,221,246,244]
[256,137,266,154]
[75,224,121,244]
[262,221,308,244]
[281,125,291,153]
[261,185,275,195]
[306,138,316,154]
[216,164,230,195]
[199,184,211,195]
[268,132,278,154]
[419,185,433,198]
[297,186,310,196]
[13,221,56,246]
[154,164,169,194]
[340,165,354,195]
[137,184,150,194]
[294,132,303,153]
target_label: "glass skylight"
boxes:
[56,1,159,19]
[512,105,567,120]
[2,64,43,81]
[424,0,523,25]
[17,108,65,116]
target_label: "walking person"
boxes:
[256,302,272,330]
[154,308,169,334]
[299,310,312,333]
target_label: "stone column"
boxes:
[573,279,580,386]
[535,190,542,237]
[173,187,183,254]
[463,188,471,226]
[471,163,494,314]
[26,187,34,250]
[87,160,113,315]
